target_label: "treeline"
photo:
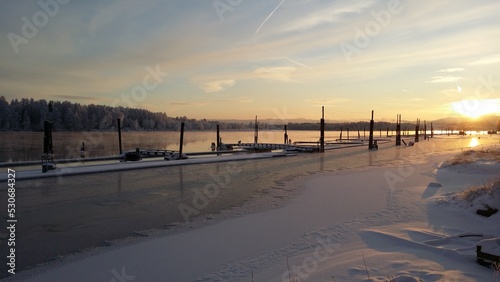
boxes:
[287,121,415,131]
[0,97,263,132]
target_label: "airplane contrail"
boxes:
[253,0,312,70]
[254,0,286,36]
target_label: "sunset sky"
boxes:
[1,0,499,122]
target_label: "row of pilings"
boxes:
[113,110,437,158]
[316,109,436,152]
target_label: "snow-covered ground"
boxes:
[8,143,500,281]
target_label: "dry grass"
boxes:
[445,148,500,166]
[454,180,500,204]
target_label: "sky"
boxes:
[1,0,499,122]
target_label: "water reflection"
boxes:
[469,137,479,147]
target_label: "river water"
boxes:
[0,130,363,162]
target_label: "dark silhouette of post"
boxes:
[284,125,288,144]
[117,118,122,155]
[320,106,325,153]
[347,127,350,140]
[431,122,434,138]
[43,120,53,154]
[368,110,375,150]
[254,115,258,143]
[179,122,185,157]
[415,119,420,142]
[386,127,389,137]
[216,124,220,149]
[396,114,402,146]
[358,129,360,139]
[424,120,427,140]
[340,127,343,140]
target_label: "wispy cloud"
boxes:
[283,1,375,32]
[468,54,500,66]
[169,101,207,106]
[427,76,462,83]
[254,67,296,81]
[306,98,350,106]
[438,68,464,73]
[200,80,236,93]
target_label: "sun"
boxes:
[451,98,500,119]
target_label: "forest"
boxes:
[0,97,261,132]
[1,97,498,132]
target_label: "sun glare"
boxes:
[469,137,479,147]
[451,98,500,118]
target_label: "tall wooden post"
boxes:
[254,115,258,143]
[431,122,434,138]
[415,119,420,142]
[424,120,427,140]
[396,114,402,146]
[368,110,375,150]
[284,125,288,144]
[117,118,122,155]
[43,120,50,154]
[340,127,343,140]
[179,122,185,156]
[320,106,325,153]
[216,124,220,149]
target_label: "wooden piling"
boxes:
[43,120,50,154]
[396,114,401,146]
[117,118,122,155]
[320,106,325,153]
[179,122,185,157]
[216,124,220,149]
[284,125,288,144]
[254,115,258,143]
[415,119,420,142]
[431,122,434,138]
[340,127,343,140]
[424,121,427,140]
[368,110,375,150]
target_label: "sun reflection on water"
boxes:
[469,137,479,147]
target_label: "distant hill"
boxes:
[432,115,500,130]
